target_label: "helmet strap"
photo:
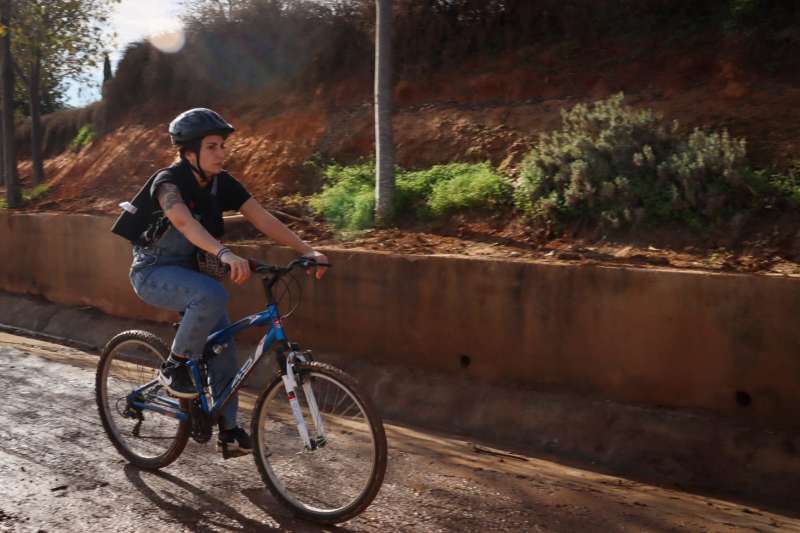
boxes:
[183,142,211,186]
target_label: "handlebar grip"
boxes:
[224,257,331,275]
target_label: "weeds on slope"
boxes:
[0,185,50,210]
[310,95,800,236]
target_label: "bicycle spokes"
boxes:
[253,362,386,522]
[96,331,190,469]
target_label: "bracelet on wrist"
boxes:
[215,247,230,260]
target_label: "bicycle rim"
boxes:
[253,363,386,522]
[96,332,188,468]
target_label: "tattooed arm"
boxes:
[157,182,185,212]
[240,197,328,279]
[156,182,251,283]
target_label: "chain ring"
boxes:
[189,399,213,443]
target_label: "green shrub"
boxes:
[24,184,50,202]
[69,124,96,151]
[309,162,376,231]
[310,161,513,231]
[396,162,511,218]
[514,93,752,229]
[744,163,800,208]
[423,163,512,216]
[0,184,50,209]
[729,0,761,18]
[726,0,768,28]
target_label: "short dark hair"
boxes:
[178,139,202,160]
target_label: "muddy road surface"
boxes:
[0,331,797,532]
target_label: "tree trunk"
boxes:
[30,49,44,185]
[1,0,20,208]
[0,110,5,193]
[103,53,112,84]
[374,0,395,226]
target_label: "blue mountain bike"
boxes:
[95,257,387,524]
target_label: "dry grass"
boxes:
[15,102,104,159]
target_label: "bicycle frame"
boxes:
[127,272,327,450]
[126,303,282,421]
[127,260,330,450]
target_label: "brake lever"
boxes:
[298,258,333,268]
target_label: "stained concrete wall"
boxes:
[2,212,799,427]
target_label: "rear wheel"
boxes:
[95,330,190,469]
[252,362,387,524]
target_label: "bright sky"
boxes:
[64,0,184,107]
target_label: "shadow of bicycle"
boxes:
[123,464,355,532]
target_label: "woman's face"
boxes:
[191,134,226,177]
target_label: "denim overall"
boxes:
[129,177,239,430]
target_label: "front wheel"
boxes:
[252,362,387,524]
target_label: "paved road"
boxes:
[0,331,798,533]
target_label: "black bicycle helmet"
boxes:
[168,108,234,145]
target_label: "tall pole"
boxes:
[1,0,20,207]
[30,48,44,185]
[374,0,394,226]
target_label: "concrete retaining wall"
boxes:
[2,212,800,427]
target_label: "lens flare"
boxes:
[149,28,186,54]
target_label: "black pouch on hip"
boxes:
[110,170,164,245]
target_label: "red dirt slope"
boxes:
[13,40,800,275]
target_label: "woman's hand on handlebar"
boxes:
[303,250,329,280]
[220,249,251,285]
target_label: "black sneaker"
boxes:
[159,357,198,399]
[217,427,253,455]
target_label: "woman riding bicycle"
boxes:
[128,107,328,454]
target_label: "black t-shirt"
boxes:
[149,159,251,238]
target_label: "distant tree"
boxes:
[179,0,246,24]
[12,0,118,185]
[1,0,20,208]
[103,53,113,84]
[374,0,394,226]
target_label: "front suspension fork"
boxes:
[281,349,327,450]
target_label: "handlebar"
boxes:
[247,257,332,275]
[220,257,330,298]
[209,256,332,309]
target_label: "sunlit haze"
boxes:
[64,0,184,107]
